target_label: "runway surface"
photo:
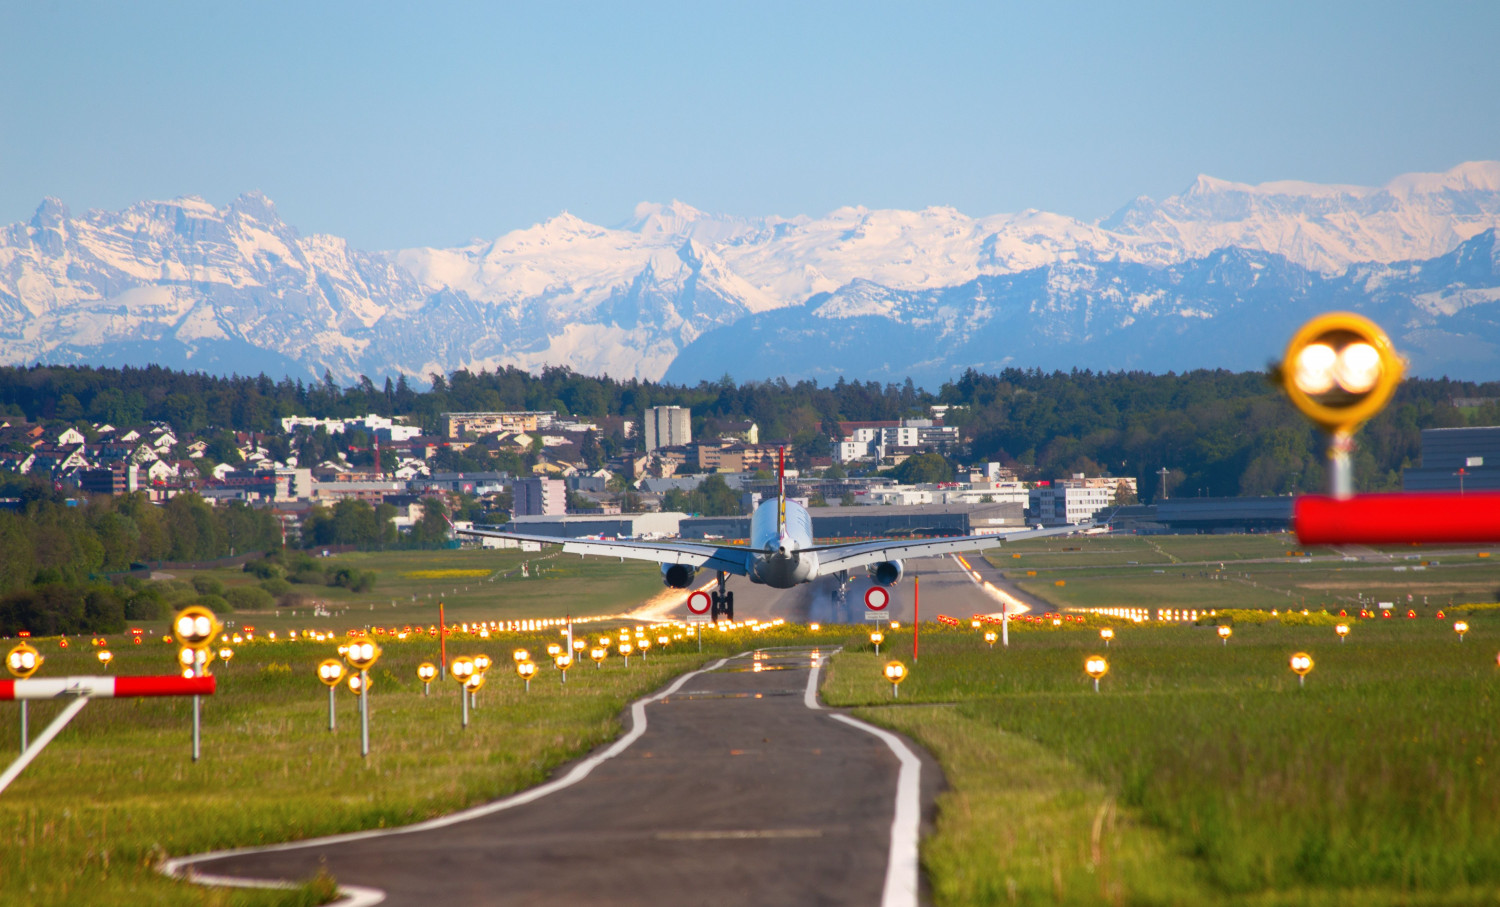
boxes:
[682,551,1054,625]
[172,646,941,906]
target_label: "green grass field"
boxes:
[0,622,833,905]
[823,616,1500,905]
[152,548,668,635]
[981,533,1500,614]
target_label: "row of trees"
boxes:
[4,362,1499,501]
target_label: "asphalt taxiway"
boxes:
[169,646,941,906]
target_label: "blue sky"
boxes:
[1,1,1496,250]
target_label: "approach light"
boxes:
[883,660,908,697]
[345,640,382,671]
[347,673,370,695]
[1084,655,1109,692]
[809,623,821,632]
[1099,628,1114,648]
[590,646,607,667]
[1276,311,1404,435]
[473,653,493,675]
[1335,623,1350,642]
[870,630,884,657]
[317,659,346,686]
[96,649,113,669]
[6,642,42,679]
[1217,625,1233,646]
[983,630,998,648]
[1456,620,1470,641]
[417,662,438,695]
[513,648,530,663]
[516,659,537,692]
[450,656,476,683]
[1289,652,1315,687]
[218,647,234,665]
[174,606,221,650]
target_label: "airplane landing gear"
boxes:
[711,572,734,621]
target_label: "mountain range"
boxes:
[2,162,1498,387]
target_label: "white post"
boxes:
[191,659,201,763]
[327,685,336,731]
[18,702,26,755]
[1002,609,1009,647]
[359,670,370,757]
[1328,431,1355,499]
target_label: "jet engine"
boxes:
[662,564,698,588]
[868,560,904,586]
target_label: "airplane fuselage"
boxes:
[745,496,819,589]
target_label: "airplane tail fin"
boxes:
[777,446,786,535]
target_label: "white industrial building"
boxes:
[1029,482,1115,527]
[643,406,692,451]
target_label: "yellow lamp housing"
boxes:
[450,656,476,683]
[6,642,42,679]
[516,660,537,680]
[347,673,371,695]
[173,606,221,650]
[1290,652,1315,677]
[464,672,487,693]
[1276,311,1404,434]
[345,640,382,671]
[473,654,493,675]
[883,661,908,684]
[590,647,607,663]
[417,662,438,683]
[512,648,530,662]
[1085,655,1109,679]
[317,658,347,687]
[554,653,573,670]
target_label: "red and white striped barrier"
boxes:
[0,675,215,701]
[2,673,217,795]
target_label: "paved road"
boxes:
[173,646,941,906]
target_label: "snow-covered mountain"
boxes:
[666,229,1500,386]
[1,162,1498,385]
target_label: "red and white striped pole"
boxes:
[0,675,215,700]
[1,675,215,796]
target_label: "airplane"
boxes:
[459,449,1087,621]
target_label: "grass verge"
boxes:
[825,617,1500,905]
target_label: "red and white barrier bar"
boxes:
[1295,492,1500,545]
[0,674,215,701]
[2,674,217,795]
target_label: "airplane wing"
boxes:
[457,527,753,575]
[808,523,1092,572]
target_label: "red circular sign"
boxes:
[687,590,712,615]
[865,587,889,611]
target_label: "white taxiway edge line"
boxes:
[805,649,920,907]
[159,655,731,906]
[829,713,922,907]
